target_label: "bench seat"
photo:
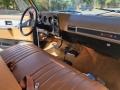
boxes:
[0,44,108,90]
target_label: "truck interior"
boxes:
[0,0,120,90]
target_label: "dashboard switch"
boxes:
[5,21,12,25]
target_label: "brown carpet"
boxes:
[73,46,120,90]
[44,40,120,90]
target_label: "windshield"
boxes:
[33,0,120,16]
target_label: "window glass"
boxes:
[33,0,120,16]
[0,0,30,14]
[0,0,17,10]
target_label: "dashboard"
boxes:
[38,12,120,43]
[37,12,120,58]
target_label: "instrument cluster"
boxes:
[38,13,59,26]
[38,12,60,36]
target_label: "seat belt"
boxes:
[26,76,34,90]
[7,62,40,90]
[20,75,40,90]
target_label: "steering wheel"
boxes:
[20,7,37,36]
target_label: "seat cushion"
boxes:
[0,44,108,90]
[0,56,21,90]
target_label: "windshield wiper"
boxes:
[58,10,81,14]
[96,8,120,13]
[95,8,120,16]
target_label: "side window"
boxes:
[0,0,30,13]
[0,0,17,10]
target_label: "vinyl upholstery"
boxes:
[0,44,108,90]
[0,56,21,90]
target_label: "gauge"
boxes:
[48,17,53,24]
[43,16,47,23]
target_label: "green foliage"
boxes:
[105,0,112,4]
[97,0,120,8]
[34,0,119,11]
[1,0,120,10]
[0,0,16,9]
[3,0,10,8]
[50,0,72,10]
[34,0,49,11]
[83,0,93,5]
[34,0,74,11]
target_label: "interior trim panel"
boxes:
[61,31,120,58]
[68,26,120,41]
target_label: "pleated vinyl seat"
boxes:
[0,44,108,90]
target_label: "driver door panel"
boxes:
[0,15,33,41]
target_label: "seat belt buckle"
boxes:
[35,82,40,90]
[7,61,16,72]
